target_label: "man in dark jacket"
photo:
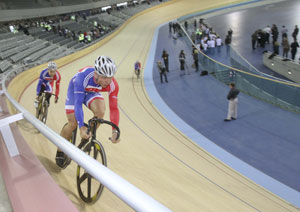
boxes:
[162,50,169,72]
[224,83,239,121]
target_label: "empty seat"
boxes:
[0,60,13,73]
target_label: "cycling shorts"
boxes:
[65,90,104,114]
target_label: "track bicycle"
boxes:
[59,117,120,204]
[135,68,141,78]
[35,93,57,124]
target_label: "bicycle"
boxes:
[35,93,57,124]
[134,61,141,79]
[59,117,120,204]
[135,68,141,78]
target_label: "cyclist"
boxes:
[56,55,120,167]
[134,61,141,78]
[35,61,60,107]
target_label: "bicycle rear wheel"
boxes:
[76,140,107,204]
[57,125,77,169]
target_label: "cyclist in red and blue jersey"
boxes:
[56,56,120,167]
[36,61,60,105]
[134,61,141,78]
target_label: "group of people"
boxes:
[252,24,300,61]
[155,47,201,82]
[188,19,226,53]
[35,56,120,168]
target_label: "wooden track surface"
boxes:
[7,0,299,211]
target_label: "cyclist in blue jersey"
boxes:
[134,61,141,78]
[56,56,120,167]
[35,61,60,106]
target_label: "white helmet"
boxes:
[94,56,116,77]
[48,61,57,70]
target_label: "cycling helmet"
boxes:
[48,61,57,70]
[94,56,116,77]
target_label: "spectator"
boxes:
[161,50,169,72]
[216,36,222,53]
[273,40,280,55]
[157,61,168,83]
[228,28,233,38]
[290,38,299,60]
[191,32,196,44]
[292,25,299,40]
[168,22,172,33]
[251,31,258,50]
[281,25,288,40]
[192,47,199,72]
[224,83,239,122]
[179,50,186,76]
[263,25,271,44]
[184,21,188,30]
[271,24,279,43]
[282,36,290,58]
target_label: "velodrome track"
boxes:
[6,0,299,211]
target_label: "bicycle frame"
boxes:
[36,92,57,124]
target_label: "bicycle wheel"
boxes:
[76,139,107,204]
[35,99,42,119]
[41,101,49,124]
[59,126,77,169]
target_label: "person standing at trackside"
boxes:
[162,50,169,72]
[263,25,271,44]
[56,56,120,167]
[192,47,199,72]
[35,61,60,107]
[273,39,280,55]
[290,38,299,61]
[179,50,186,76]
[292,25,299,40]
[224,83,239,122]
[157,60,168,83]
[282,36,290,58]
[225,34,231,53]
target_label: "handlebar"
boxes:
[86,117,120,141]
[38,92,58,99]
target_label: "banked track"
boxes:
[7,0,299,211]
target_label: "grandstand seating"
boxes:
[2,0,43,9]
[0,60,13,73]
[0,0,166,68]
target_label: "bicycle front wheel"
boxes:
[41,102,48,124]
[76,140,107,204]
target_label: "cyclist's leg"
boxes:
[37,84,46,101]
[56,113,77,167]
[86,93,105,129]
[56,82,76,167]
[61,113,77,141]
[45,93,52,105]
[61,80,77,141]
[44,82,53,104]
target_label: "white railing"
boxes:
[1,67,172,212]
